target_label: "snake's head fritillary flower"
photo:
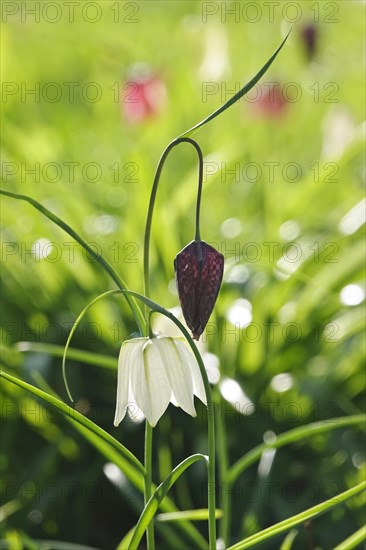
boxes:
[300,23,318,61]
[174,240,224,341]
[252,83,288,118]
[121,64,167,123]
[114,336,206,428]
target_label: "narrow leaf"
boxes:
[334,525,366,550]
[0,190,145,333]
[33,371,145,490]
[16,342,117,370]
[279,529,299,550]
[0,499,22,523]
[0,370,145,475]
[227,482,366,550]
[128,454,208,550]
[157,509,223,522]
[180,28,291,138]
[34,542,102,550]
[20,371,208,550]
[227,415,366,484]
[116,527,135,550]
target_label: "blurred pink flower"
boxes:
[121,64,167,123]
[251,83,288,118]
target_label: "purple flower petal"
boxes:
[174,240,224,340]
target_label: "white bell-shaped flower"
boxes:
[114,336,207,427]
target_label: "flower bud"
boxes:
[174,240,224,340]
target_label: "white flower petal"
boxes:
[156,337,196,418]
[114,339,145,426]
[170,394,179,407]
[131,339,171,427]
[175,339,207,405]
[114,335,208,428]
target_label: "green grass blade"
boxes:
[157,509,223,522]
[62,289,123,401]
[179,28,291,138]
[29,372,208,550]
[227,482,366,550]
[33,369,145,492]
[334,525,366,550]
[0,189,145,333]
[16,342,117,370]
[34,542,102,550]
[279,529,299,550]
[0,499,22,523]
[0,369,145,475]
[127,454,208,550]
[116,527,135,550]
[227,415,366,484]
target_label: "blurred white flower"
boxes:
[114,336,207,427]
[322,106,355,159]
[199,26,231,81]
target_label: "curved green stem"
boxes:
[143,137,204,299]
[112,289,217,549]
[62,289,123,401]
[152,307,216,549]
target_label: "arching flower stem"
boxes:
[143,137,204,302]
[115,288,217,549]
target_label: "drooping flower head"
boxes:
[174,240,224,340]
[114,336,206,427]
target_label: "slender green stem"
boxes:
[108,290,217,548]
[214,388,230,546]
[142,311,154,548]
[143,137,204,299]
[206,397,217,550]
[128,454,207,550]
[144,422,155,550]
[144,133,203,550]
[194,144,203,241]
[160,308,216,549]
[146,301,217,548]
[167,315,217,549]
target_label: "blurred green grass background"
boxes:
[1,1,365,549]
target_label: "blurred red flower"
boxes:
[121,64,167,123]
[251,83,288,118]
